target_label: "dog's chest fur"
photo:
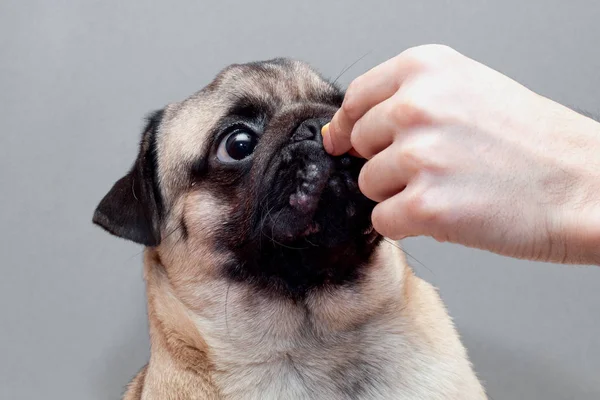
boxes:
[209,319,414,400]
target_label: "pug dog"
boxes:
[93,58,487,400]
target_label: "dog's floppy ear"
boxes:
[93,110,164,246]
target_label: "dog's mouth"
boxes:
[260,139,374,246]
[286,143,335,237]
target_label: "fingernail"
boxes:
[322,123,334,154]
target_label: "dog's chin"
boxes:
[267,187,374,249]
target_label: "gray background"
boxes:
[2,0,599,399]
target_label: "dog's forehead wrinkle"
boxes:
[214,59,331,103]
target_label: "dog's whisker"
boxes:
[267,207,281,248]
[125,249,145,263]
[382,238,435,277]
[304,237,318,247]
[258,204,278,243]
[332,50,374,86]
[225,281,232,340]
[265,208,308,250]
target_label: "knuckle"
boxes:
[349,123,366,154]
[397,135,442,171]
[396,48,425,71]
[345,75,362,95]
[404,188,441,225]
[341,97,360,123]
[330,115,343,138]
[372,206,394,237]
[342,79,364,120]
[402,80,437,112]
[387,97,430,127]
[357,161,374,197]
[397,141,422,167]
[426,44,456,55]
[401,44,457,68]
[402,81,466,127]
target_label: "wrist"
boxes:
[559,208,600,265]
[549,108,600,265]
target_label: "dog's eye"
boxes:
[217,129,258,162]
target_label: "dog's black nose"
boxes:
[291,118,329,143]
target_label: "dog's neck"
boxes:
[138,243,487,400]
[142,243,410,393]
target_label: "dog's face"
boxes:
[94,59,380,298]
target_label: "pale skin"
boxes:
[322,44,600,265]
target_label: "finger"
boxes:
[321,124,364,158]
[358,140,416,203]
[349,93,411,160]
[371,191,425,240]
[325,55,418,155]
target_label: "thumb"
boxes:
[322,122,364,158]
[322,112,354,156]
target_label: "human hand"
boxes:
[323,45,600,264]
